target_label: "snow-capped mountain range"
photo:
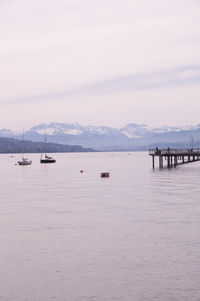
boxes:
[1,122,200,150]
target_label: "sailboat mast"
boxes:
[45,133,47,157]
[22,128,24,159]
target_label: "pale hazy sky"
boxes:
[1,0,200,130]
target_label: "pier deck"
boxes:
[149,148,200,169]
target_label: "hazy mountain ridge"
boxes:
[1,122,200,151]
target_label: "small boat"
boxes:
[18,156,32,166]
[18,129,32,166]
[40,135,56,163]
[40,154,56,164]
[100,172,110,178]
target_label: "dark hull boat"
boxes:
[40,158,56,163]
[40,135,56,163]
[40,154,56,164]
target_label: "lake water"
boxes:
[0,152,200,301]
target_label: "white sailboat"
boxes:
[18,156,32,166]
[18,129,32,166]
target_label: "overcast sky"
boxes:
[0,0,200,130]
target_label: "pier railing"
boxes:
[149,148,200,156]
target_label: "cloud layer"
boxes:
[7,65,200,104]
[0,0,200,129]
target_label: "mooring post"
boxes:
[152,155,155,169]
[167,155,170,168]
[174,155,177,166]
[170,156,173,167]
[159,155,163,168]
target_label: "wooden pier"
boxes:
[149,148,200,169]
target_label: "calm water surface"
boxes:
[0,152,200,301]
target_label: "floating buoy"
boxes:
[101,172,110,178]
[80,170,83,173]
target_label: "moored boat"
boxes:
[18,129,32,166]
[18,156,32,166]
[40,154,56,163]
[40,135,56,163]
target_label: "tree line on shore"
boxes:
[0,137,94,153]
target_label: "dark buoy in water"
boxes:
[80,170,83,173]
[101,172,110,178]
